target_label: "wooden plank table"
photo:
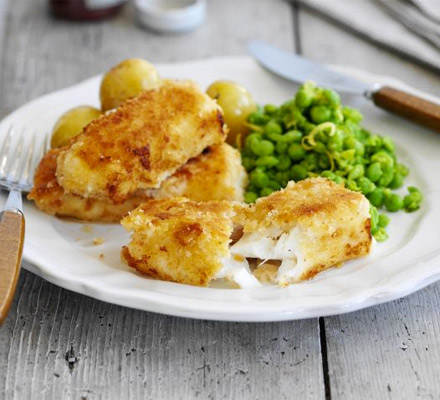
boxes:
[0,1,439,399]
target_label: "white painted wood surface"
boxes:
[1,1,440,399]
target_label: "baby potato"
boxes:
[206,81,256,146]
[100,58,162,111]
[51,106,102,149]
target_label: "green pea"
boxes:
[371,151,394,169]
[288,143,306,161]
[357,177,376,195]
[255,156,279,167]
[295,88,314,109]
[276,141,289,154]
[323,88,340,107]
[389,173,404,189]
[251,140,275,156]
[381,137,395,153]
[341,149,356,161]
[348,164,364,181]
[333,176,344,185]
[264,104,278,115]
[244,192,258,203]
[384,193,403,212]
[367,188,385,208]
[267,180,282,190]
[378,214,390,228]
[321,170,335,179]
[342,106,363,123]
[248,111,267,125]
[366,162,383,182]
[328,131,343,152]
[265,120,282,136]
[333,109,344,124]
[378,168,394,187]
[373,227,389,242]
[276,155,292,171]
[370,206,379,232]
[344,137,358,150]
[250,170,269,188]
[346,179,360,192]
[310,105,331,124]
[396,163,409,177]
[314,142,327,154]
[280,130,303,143]
[403,187,423,212]
[303,122,316,134]
[260,188,274,197]
[244,133,261,148]
[290,165,308,181]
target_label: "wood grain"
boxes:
[0,271,324,400]
[372,86,440,133]
[0,210,24,325]
[323,288,440,399]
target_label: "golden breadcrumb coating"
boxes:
[28,148,148,222]
[56,80,227,204]
[29,143,245,222]
[235,178,372,283]
[149,143,247,202]
[121,198,235,286]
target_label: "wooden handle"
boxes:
[372,86,440,133]
[0,210,25,325]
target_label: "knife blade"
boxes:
[248,40,371,95]
[248,40,440,133]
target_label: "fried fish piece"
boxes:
[28,148,148,222]
[149,142,247,202]
[121,197,259,287]
[29,143,246,222]
[56,80,227,204]
[232,178,372,285]
[121,178,372,288]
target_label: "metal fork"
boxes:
[0,126,47,325]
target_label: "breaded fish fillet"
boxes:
[56,80,227,204]
[149,142,247,202]
[121,178,372,288]
[29,143,246,221]
[232,178,372,285]
[121,198,258,287]
[28,148,148,222]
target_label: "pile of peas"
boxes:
[241,81,423,242]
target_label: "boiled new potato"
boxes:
[206,81,256,146]
[51,106,102,149]
[100,58,162,111]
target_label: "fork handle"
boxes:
[0,209,25,325]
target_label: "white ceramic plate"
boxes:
[1,57,439,322]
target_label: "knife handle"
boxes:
[372,86,440,133]
[0,209,25,325]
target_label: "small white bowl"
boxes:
[135,0,206,34]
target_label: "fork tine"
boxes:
[0,126,14,175]
[28,133,49,185]
[5,128,24,183]
[19,133,37,186]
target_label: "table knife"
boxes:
[248,40,440,133]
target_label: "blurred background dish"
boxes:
[134,0,206,33]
